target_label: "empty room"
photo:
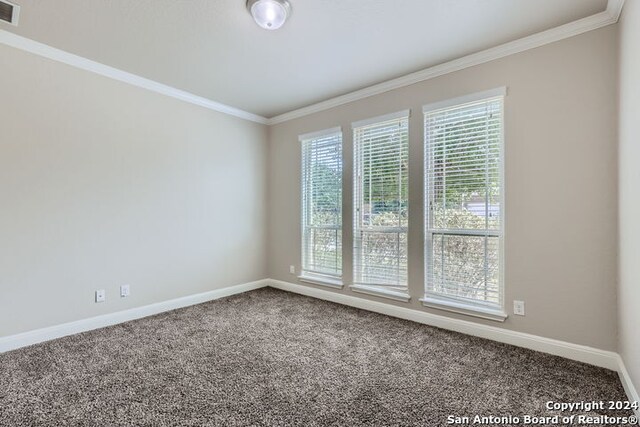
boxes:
[0,0,639,425]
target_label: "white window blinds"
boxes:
[353,112,409,288]
[424,93,504,310]
[301,128,343,278]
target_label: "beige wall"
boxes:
[0,44,268,337]
[268,26,619,350]
[618,0,640,394]
[0,20,623,356]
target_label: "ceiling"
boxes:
[2,0,608,118]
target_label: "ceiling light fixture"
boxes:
[247,0,291,30]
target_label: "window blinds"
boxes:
[424,96,503,308]
[353,112,409,288]
[301,129,343,278]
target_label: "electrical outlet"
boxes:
[95,289,106,303]
[120,284,130,298]
[513,300,525,316]
[289,265,295,274]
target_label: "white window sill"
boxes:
[298,273,344,289]
[350,285,411,302]
[420,296,508,322]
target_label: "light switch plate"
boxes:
[513,300,525,316]
[120,284,130,298]
[95,289,105,303]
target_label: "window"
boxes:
[423,89,505,318]
[352,111,409,298]
[300,127,343,284]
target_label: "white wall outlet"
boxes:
[513,300,525,316]
[95,289,106,303]
[120,284,130,298]
[289,265,295,274]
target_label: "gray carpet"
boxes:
[0,288,633,426]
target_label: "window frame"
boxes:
[421,88,507,321]
[299,127,344,287]
[351,110,411,300]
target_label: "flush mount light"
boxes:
[247,0,291,30]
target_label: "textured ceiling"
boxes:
[2,0,608,117]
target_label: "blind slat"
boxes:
[424,97,504,308]
[301,131,343,277]
[353,115,409,288]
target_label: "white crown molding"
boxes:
[268,279,619,370]
[0,279,269,353]
[0,29,269,125]
[0,0,626,127]
[267,0,623,125]
[607,0,626,21]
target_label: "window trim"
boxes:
[298,272,344,289]
[350,284,411,303]
[420,296,507,322]
[352,111,411,289]
[422,87,506,114]
[351,109,411,129]
[300,127,344,280]
[299,126,342,142]
[423,88,506,319]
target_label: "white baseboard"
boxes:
[267,279,619,370]
[0,279,269,353]
[617,355,640,420]
[2,276,637,413]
